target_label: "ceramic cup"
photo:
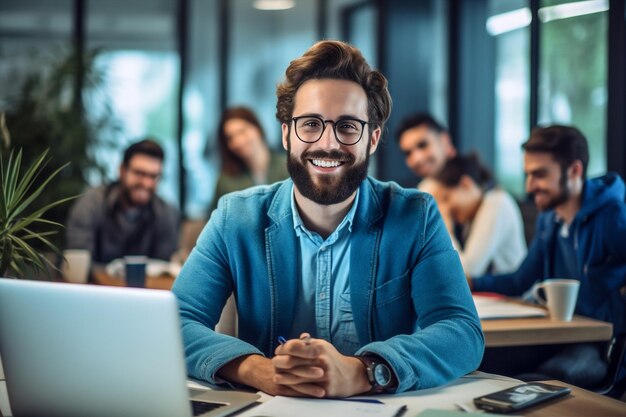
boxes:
[532,279,580,322]
[61,249,91,284]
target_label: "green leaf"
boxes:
[8,150,50,209]
[4,150,26,210]
[21,230,58,240]
[0,153,7,220]
[21,227,62,256]
[8,195,76,234]
[0,237,13,276]
[10,235,46,272]
[7,157,66,221]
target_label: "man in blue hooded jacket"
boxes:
[470,125,626,389]
[172,40,484,398]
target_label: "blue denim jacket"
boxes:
[172,177,484,392]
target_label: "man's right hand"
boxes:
[216,354,320,397]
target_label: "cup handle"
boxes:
[532,283,547,306]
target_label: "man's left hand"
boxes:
[272,333,372,397]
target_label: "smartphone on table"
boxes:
[473,382,571,413]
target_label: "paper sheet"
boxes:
[235,396,406,417]
[184,372,522,416]
[416,408,520,417]
[0,381,11,417]
[473,295,547,319]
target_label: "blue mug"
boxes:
[124,256,147,288]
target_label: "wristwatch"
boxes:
[356,355,397,393]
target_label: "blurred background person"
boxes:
[209,106,288,212]
[396,113,456,194]
[432,153,527,276]
[66,139,180,270]
[470,126,626,389]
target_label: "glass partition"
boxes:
[538,0,608,178]
[488,0,530,197]
[86,0,180,206]
[227,0,319,149]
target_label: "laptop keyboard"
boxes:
[191,400,227,416]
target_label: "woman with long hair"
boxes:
[432,153,527,276]
[209,106,288,211]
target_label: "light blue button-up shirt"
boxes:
[288,185,361,354]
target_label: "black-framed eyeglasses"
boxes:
[127,167,161,181]
[291,116,373,146]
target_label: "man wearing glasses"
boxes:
[66,139,179,269]
[173,40,483,398]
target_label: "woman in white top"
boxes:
[431,154,527,276]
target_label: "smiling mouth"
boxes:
[310,159,344,168]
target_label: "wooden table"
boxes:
[92,270,175,290]
[481,315,613,347]
[91,270,238,335]
[89,276,614,348]
[525,380,626,416]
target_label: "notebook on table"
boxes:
[472,294,547,319]
[0,278,259,417]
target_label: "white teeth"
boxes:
[311,159,341,168]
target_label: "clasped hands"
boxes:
[219,332,371,398]
[271,332,371,398]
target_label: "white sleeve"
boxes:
[457,190,515,276]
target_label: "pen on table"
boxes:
[337,398,384,404]
[277,335,311,345]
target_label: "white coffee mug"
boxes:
[532,279,580,322]
[61,249,91,284]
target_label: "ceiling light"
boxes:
[486,7,532,36]
[539,0,608,23]
[253,0,295,10]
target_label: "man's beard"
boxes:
[533,168,570,211]
[121,184,153,208]
[287,143,370,206]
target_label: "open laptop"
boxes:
[0,278,259,417]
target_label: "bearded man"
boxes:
[470,125,626,391]
[172,40,483,398]
[66,139,179,269]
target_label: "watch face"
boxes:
[373,363,391,386]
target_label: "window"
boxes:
[538,0,608,177]
[183,0,221,218]
[488,0,608,195]
[0,0,73,108]
[86,0,180,206]
[488,0,531,196]
[341,2,378,68]
[227,0,319,149]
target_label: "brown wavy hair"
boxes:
[435,153,493,190]
[276,40,392,133]
[217,106,267,176]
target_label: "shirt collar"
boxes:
[290,183,360,239]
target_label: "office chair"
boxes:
[593,333,626,398]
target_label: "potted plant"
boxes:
[0,114,75,278]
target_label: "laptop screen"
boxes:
[0,279,192,417]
